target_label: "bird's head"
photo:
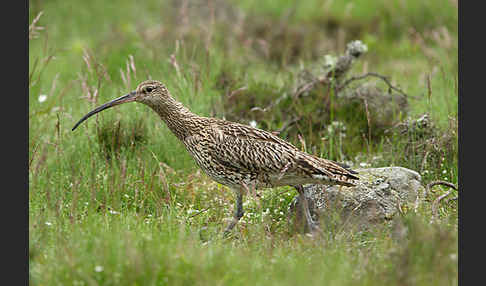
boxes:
[134,80,170,105]
[72,80,169,131]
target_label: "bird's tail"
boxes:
[332,160,359,174]
[296,154,359,186]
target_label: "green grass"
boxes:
[29,0,458,285]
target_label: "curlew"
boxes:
[72,80,359,235]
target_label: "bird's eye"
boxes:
[144,86,154,93]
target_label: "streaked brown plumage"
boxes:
[72,80,359,234]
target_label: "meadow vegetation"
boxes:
[29,0,458,285]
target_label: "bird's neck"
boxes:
[145,95,199,141]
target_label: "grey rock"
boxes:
[290,167,424,231]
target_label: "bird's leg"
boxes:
[294,185,320,233]
[223,188,244,236]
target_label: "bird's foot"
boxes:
[294,185,321,234]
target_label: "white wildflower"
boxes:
[38,94,47,103]
[94,265,104,272]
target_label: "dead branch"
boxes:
[444,196,458,204]
[431,190,453,223]
[337,72,408,97]
[294,75,329,98]
[250,92,288,113]
[294,40,367,98]
[425,180,457,198]
[273,116,301,135]
[427,180,458,223]
[227,86,248,99]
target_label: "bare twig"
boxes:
[250,92,288,114]
[431,190,453,223]
[227,86,248,99]
[444,196,458,204]
[250,106,268,112]
[293,41,367,98]
[294,75,329,98]
[273,116,301,135]
[426,180,458,223]
[425,180,457,198]
[337,72,409,98]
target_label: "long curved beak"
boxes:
[72,91,137,131]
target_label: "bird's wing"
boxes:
[207,121,298,173]
[196,119,358,186]
[216,120,359,183]
[216,120,299,150]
